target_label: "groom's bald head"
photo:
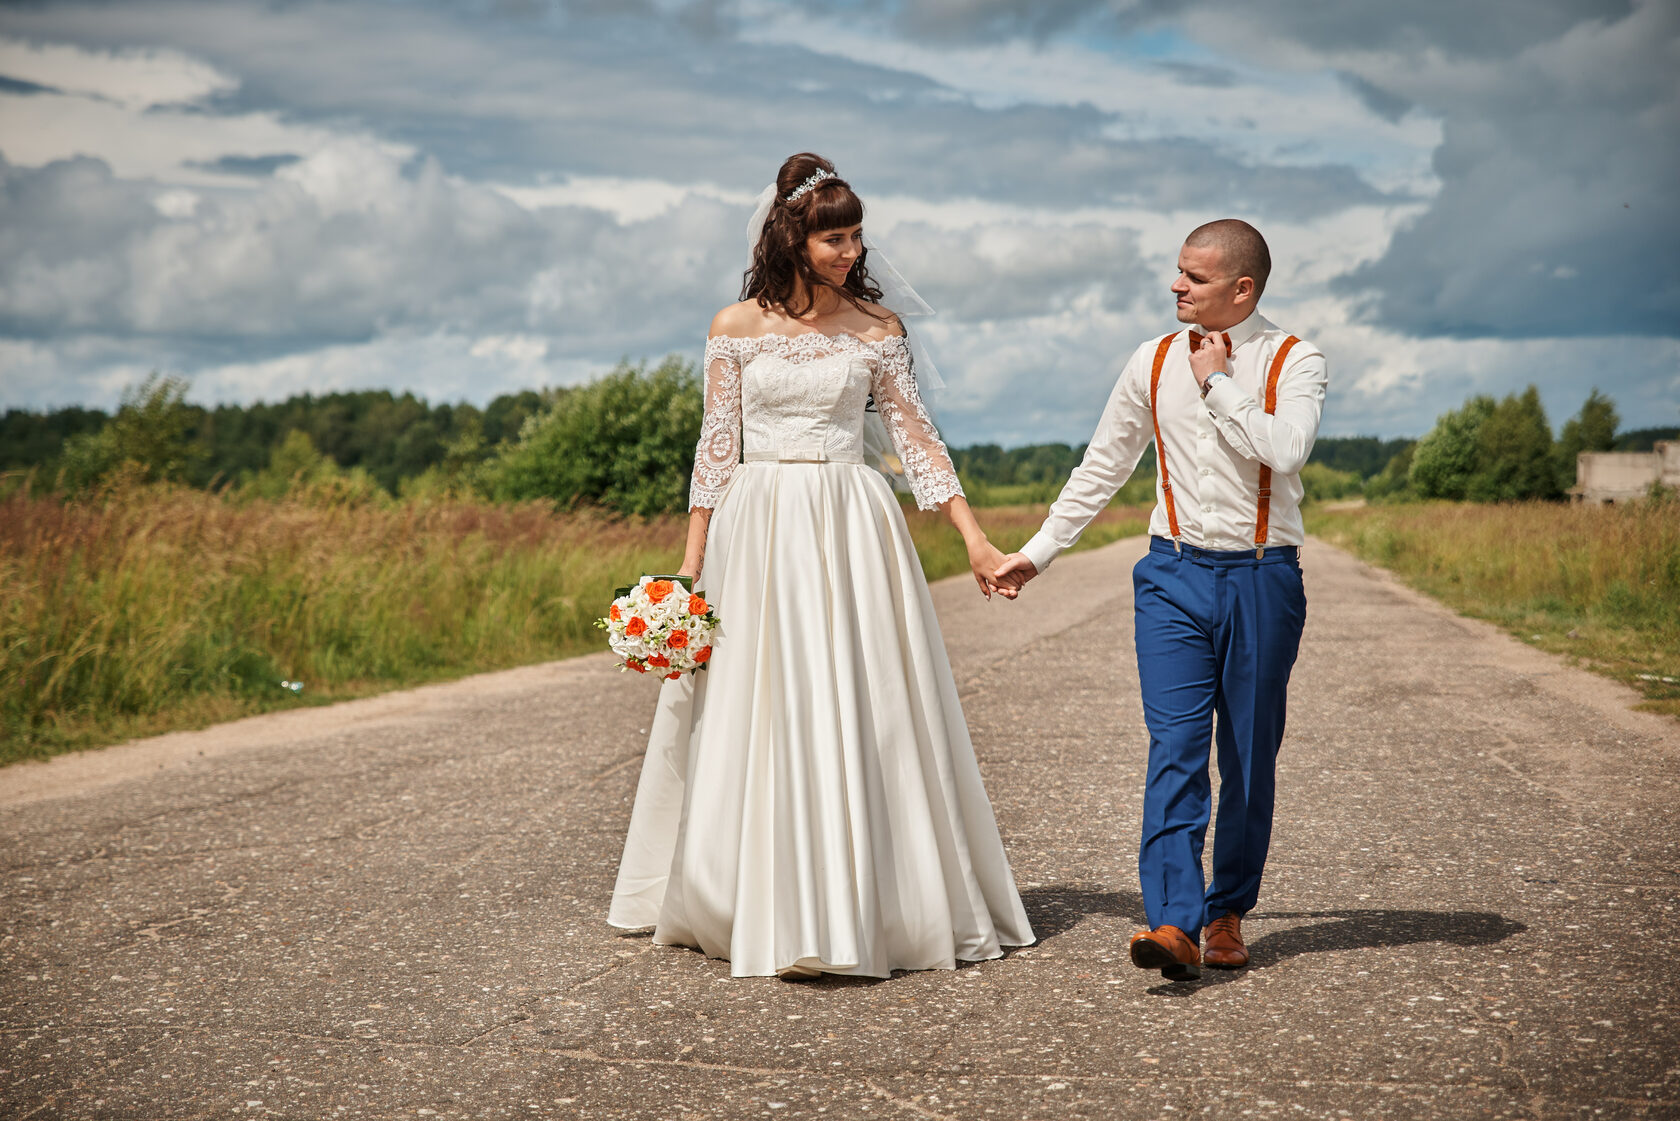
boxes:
[1185,219,1271,301]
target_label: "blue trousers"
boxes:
[1132,537,1307,940]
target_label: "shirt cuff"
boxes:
[1202,374,1243,417]
[1020,531,1062,575]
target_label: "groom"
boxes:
[994,219,1327,980]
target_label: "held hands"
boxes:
[991,553,1038,597]
[967,536,1026,600]
[1188,332,1230,392]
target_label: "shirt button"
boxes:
[1202,505,1213,513]
[1198,431,1209,439]
[1200,468,1212,476]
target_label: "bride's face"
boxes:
[804,224,864,286]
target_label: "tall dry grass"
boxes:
[1308,500,1680,716]
[1,484,688,762]
[1,483,1149,763]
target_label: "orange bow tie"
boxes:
[1189,330,1233,352]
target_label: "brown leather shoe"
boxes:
[1128,925,1202,981]
[1202,912,1248,969]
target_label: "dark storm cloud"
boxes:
[1334,72,1411,124]
[1129,0,1678,340]
[0,73,59,95]
[1322,0,1680,338]
[1152,60,1239,89]
[1191,0,1638,59]
[0,0,1395,220]
[777,0,1676,340]
[792,0,1635,59]
[187,153,301,176]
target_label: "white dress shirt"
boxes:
[1021,309,1327,572]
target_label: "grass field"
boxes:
[1307,500,1680,718]
[1,481,1148,764]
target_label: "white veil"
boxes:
[745,184,945,390]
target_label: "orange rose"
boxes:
[687,594,708,616]
[665,671,682,681]
[625,616,647,637]
[647,653,670,668]
[645,580,675,604]
[609,603,621,622]
[666,629,689,650]
[693,646,712,664]
[627,660,647,674]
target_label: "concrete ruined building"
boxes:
[1571,441,1680,503]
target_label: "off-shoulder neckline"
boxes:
[708,331,906,347]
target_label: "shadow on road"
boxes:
[1147,908,1529,997]
[1019,883,1148,941]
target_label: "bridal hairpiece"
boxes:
[784,168,835,202]
[745,173,946,390]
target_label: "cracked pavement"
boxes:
[3,536,1677,1119]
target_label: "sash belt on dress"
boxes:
[742,444,864,465]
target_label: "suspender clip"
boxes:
[1256,545,1265,560]
[1173,536,1183,555]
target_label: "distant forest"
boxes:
[2,390,546,495]
[3,387,1673,496]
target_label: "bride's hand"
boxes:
[966,537,1017,600]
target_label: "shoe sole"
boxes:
[1129,939,1201,981]
[1201,954,1248,970]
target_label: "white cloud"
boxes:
[0,0,1669,448]
[0,36,236,107]
[490,177,757,225]
[737,5,1443,195]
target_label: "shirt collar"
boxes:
[1194,309,1266,352]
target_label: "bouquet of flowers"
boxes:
[597,574,718,680]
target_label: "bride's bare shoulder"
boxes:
[709,300,769,339]
[847,302,905,341]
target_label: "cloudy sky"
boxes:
[1,0,1674,444]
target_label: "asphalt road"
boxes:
[4,535,1677,1120]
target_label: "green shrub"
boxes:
[1299,461,1361,503]
[57,373,202,494]
[483,357,702,516]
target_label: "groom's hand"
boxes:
[1189,333,1230,391]
[966,538,1016,600]
[992,553,1038,595]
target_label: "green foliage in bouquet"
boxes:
[483,356,702,516]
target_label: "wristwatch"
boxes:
[1201,371,1230,399]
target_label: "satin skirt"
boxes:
[607,461,1035,977]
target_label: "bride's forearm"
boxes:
[940,495,988,548]
[678,507,713,578]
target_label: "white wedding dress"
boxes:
[607,330,1035,977]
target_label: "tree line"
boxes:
[1364,387,1673,502]
[3,366,1669,515]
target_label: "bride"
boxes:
[607,153,1035,978]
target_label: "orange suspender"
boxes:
[1149,331,1301,557]
[1253,336,1299,557]
[1147,333,1181,549]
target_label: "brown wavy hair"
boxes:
[742,153,888,321]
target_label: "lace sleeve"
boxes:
[871,335,963,510]
[689,337,743,510]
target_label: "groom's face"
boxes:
[1171,243,1244,329]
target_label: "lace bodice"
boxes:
[689,333,964,511]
